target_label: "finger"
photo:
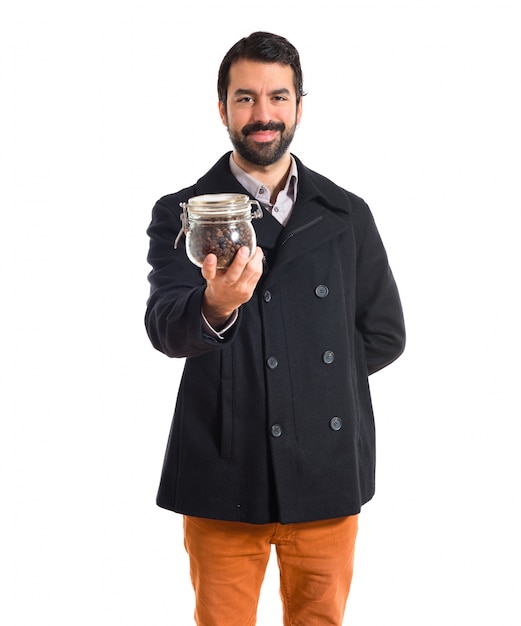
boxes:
[240,247,264,280]
[228,248,264,297]
[220,247,252,283]
[201,253,218,281]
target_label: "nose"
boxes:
[251,99,271,124]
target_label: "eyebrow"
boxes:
[232,87,292,97]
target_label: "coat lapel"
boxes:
[270,158,352,268]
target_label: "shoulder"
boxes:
[294,155,370,218]
[154,185,197,212]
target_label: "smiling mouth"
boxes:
[248,130,279,142]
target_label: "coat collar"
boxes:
[194,152,352,216]
[194,152,248,196]
[193,153,352,267]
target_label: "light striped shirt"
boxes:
[229,153,298,226]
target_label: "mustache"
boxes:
[242,121,285,136]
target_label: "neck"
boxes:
[232,151,292,203]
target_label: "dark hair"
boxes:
[217,31,305,107]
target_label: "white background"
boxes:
[1,0,520,624]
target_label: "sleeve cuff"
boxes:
[201,308,239,340]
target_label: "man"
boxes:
[145,31,405,626]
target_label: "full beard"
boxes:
[227,121,297,167]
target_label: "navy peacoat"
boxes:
[145,152,405,524]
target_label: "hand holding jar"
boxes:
[201,245,264,331]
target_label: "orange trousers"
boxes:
[183,514,359,626]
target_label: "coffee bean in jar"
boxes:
[174,193,263,269]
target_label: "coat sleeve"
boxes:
[352,198,406,375]
[145,193,240,358]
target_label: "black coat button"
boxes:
[315,285,329,298]
[322,350,335,364]
[264,290,272,302]
[271,424,282,437]
[267,356,278,369]
[329,417,343,431]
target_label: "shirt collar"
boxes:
[229,153,298,208]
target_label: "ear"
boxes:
[296,98,303,126]
[218,100,227,127]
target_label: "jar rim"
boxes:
[186,193,251,210]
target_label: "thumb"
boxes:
[201,253,218,280]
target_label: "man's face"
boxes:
[219,59,303,167]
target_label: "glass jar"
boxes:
[174,193,263,269]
